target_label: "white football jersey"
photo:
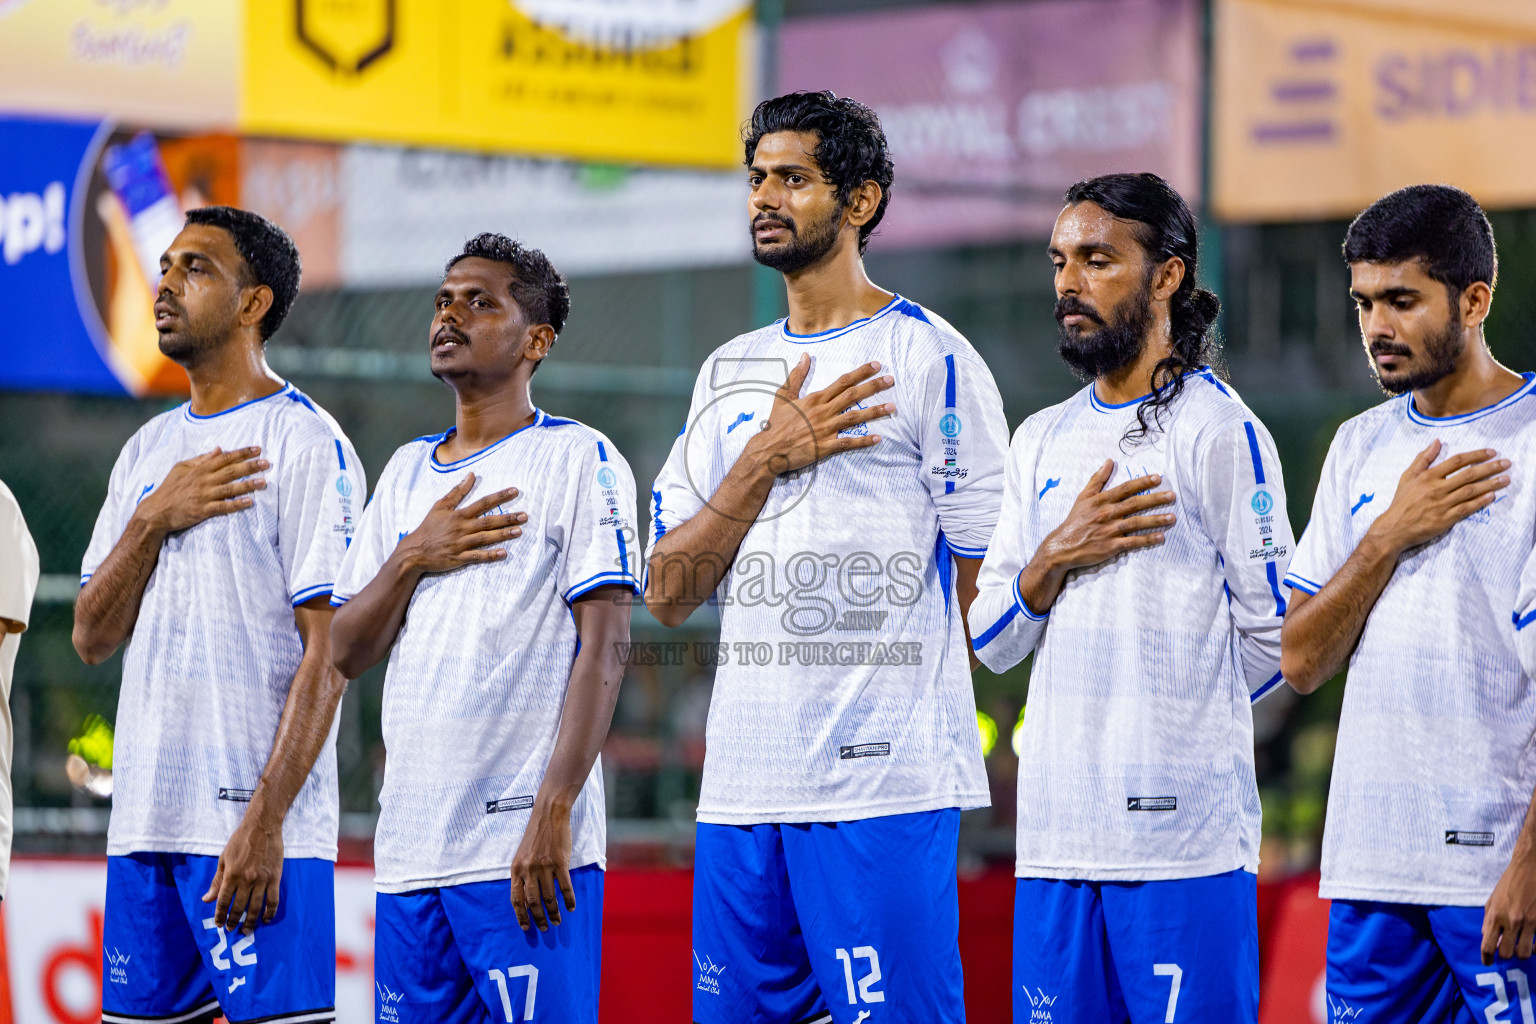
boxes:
[80,384,364,860]
[1288,373,1536,906]
[646,295,1008,825]
[332,411,638,893]
[969,373,1292,881]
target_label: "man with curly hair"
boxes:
[645,91,1010,1024]
[331,234,635,1022]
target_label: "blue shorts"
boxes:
[692,808,965,1024]
[373,865,603,1023]
[1327,899,1536,1023]
[101,852,335,1024]
[1012,868,1258,1024]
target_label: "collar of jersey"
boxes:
[182,382,293,421]
[1088,383,1151,413]
[426,410,546,471]
[777,294,904,344]
[1405,371,1536,426]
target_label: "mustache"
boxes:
[155,292,184,317]
[1369,340,1412,357]
[753,213,796,234]
[1053,296,1104,325]
[433,325,469,347]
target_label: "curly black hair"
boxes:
[744,90,895,254]
[445,232,571,338]
[184,206,301,342]
[1344,184,1498,306]
[1063,173,1220,446]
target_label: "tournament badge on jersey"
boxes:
[591,459,636,576]
[930,405,968,487]
[1242,484,1288,564]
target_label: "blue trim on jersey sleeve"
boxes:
[1250,671,1285,703]
[651,488,667,541]
[1283,576,1319,596]
[564,571,640,603]
[947,542,987,559]
[1016,569,1049,621]
[1284,570,1324,591]
[1243,421,1266,485]
[328,595,349,607]
[184,382,293,420]
[333,439,346,470]
[944,353,957,407]
[972,603,1020,650]
[1265,561,1287,616]
[936,532,953,615]
[80,574,91,586]
[1515,608,1536,631]
[291,583,334,607]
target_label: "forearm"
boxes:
[1016,546,1071,617]
[953,556,983,671]
[535,651,624,812]
[644,455,776,626]
[1280,531,1400,693]
[248,646,348,828]
[73,514,165,664]
[330,550,422,678]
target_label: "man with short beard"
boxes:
[75,207,361,1024]
[1280,185,1536,1020]
[969,173,1291,1024]
[645,91,1008,1023]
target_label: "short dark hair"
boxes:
[445,233,571,337]
[1063,172,1220,445]
[744,90,894,254]
[184,206,301,341]
[1343,184,1498,301]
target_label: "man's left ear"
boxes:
[1461,281,1494,329]
[241,284,275,332]
[846,180,883,229]
[524,323,556,364]
[1152,256,1186,303]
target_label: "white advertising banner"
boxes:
[2,859,379,1024]
[340,147,750,288]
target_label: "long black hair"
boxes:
[1063,173,1220,444]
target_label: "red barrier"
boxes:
[1259,874,1330,1024]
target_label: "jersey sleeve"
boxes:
[330,455,398,607]
[80,432,142,586]
[645,364,714,572]
[1513,536,1536,679]
[559,436,641,603]
[967,423,1049,672]
[278,437,366,607]
[917,352,1008,558]
[1283,427,1352,598]
[0,482,38,632]
[1198,416,1295,701]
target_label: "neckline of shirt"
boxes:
[777,294,904,344]
[427,410,545,471]
[1405,371,1536,426]
[1086,366,1226,414]
[182,382,293,421]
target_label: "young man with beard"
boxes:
[1280,185,1536,1021]
[329,234,634,1022]
[968,173,1291,1024]
[75,207,361,1024]
[645,91,1008,1024]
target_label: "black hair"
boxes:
[184,205,301,341]
[1063,172,1220,445]
[445,232,571,337]
[1343,184,1498,304]
[744,90,894,254]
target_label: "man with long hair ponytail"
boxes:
[967,172,1292,1024]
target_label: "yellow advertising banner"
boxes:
[0,0,241,128]
[1214,0,1536,221]
[241,0,755,168]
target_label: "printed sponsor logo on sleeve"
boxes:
[1445,830,1495,846]
[1242,484,1287,562]
[218,787,255,802]
[839,742,892,760]
[1127,796,1177,811]
[486,795,535,815]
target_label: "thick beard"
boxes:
[751,206,842,274]
[1370,311,1464,395]
[1056,284,1154,383]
